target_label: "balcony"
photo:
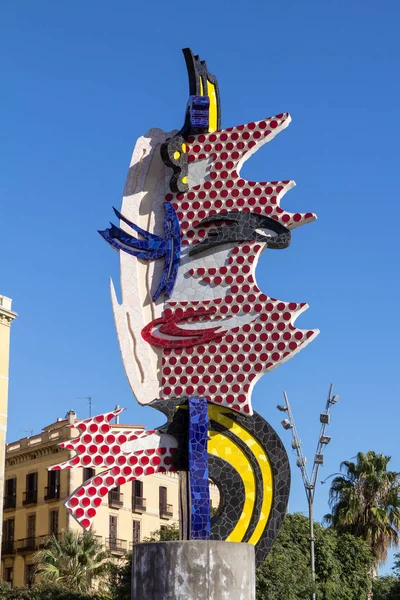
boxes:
[108,491,123,509]
[2,540,15,555]
[106,538,127,554]
[3,494,16,510]
[44,485,60,501]
[132,496,147,513]
[38,533,59,548]
[159,503,173,519]
[16,537,37,553]
[22,490,37,506]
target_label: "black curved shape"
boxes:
[208,455,245,541]
[149,397,291,566]
[189,211,291,256]
[210,420,263,544]
[229,411,291,565]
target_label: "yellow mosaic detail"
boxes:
[208,430,255,541]
[206,81,218,133]
[208,405,274,545]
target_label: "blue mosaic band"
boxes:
[188,396,211,540]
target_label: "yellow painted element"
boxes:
[181,143,187,153]
[208,431,255,541]
[199,78,204,96]
[173,151,181,160]
[208,405,274,545]
[206,81,218,133]
[182,176,188,184]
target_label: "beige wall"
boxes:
[0,296,17,568]
[2,416,219,588]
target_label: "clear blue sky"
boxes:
[2,0,400,572]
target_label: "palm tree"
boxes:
[324,451,400,565]
[34,529,111,592]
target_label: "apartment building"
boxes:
[1,410,196,588]
[0,295,17,566]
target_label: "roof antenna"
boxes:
[76,396,93,418]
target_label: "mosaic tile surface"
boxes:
[51,401,289,566]
[55,47,317,562]
[188,397,211,540]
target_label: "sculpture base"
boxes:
[132,540,255,600]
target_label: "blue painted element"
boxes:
[188,396,211,540]
[99,202,181,301]
[189,95,209,131]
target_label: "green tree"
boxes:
[324,451,400,565]
[143,523,180,542]
[34,530,111,593]
[256,513,374,600]
[372,552,400,600]
[372,577,400,600]
[0,581,96,600]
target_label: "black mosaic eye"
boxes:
[189,211,291,256]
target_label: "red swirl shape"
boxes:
[141,307,227,349]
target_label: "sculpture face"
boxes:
[52,49,318,566]
[99,53,318,416]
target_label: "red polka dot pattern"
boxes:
[154,113,319,415]
[51,409,177,529]
[172,114,316,247]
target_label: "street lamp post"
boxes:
[278,384,339,600]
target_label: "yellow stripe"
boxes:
[206,81,218,132]
[199,78,204,96]
[208,430,255,541]
[208,405,274,545]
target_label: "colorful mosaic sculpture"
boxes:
[51,48,318,565]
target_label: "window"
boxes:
[23,473,38,505]
[133,480,143,498]
[159,486,173,518]
[4,478,16,509]
[159,486,167,509]
[108,515,118,549]
[83,468,95,482]
[109,485,123,508]
[50,510,59,536]
[2,518,15,554]
[132,520,141,545]
[46,470,60,501]
[132,480,146,511]
[25,564,35,587]
[5,567,13,588]
[27,514,36,541]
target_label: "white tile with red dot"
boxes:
[50,409,178,529]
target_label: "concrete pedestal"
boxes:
[132,540,255,600]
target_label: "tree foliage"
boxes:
[34,530,112,592]
[0,582,95,600]
[324,451,400,564]
[143,523,180,542]
[256,513,374,600]
[372,577,400,600]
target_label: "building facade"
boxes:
[0,295,17,566]
[2,411,217,588]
